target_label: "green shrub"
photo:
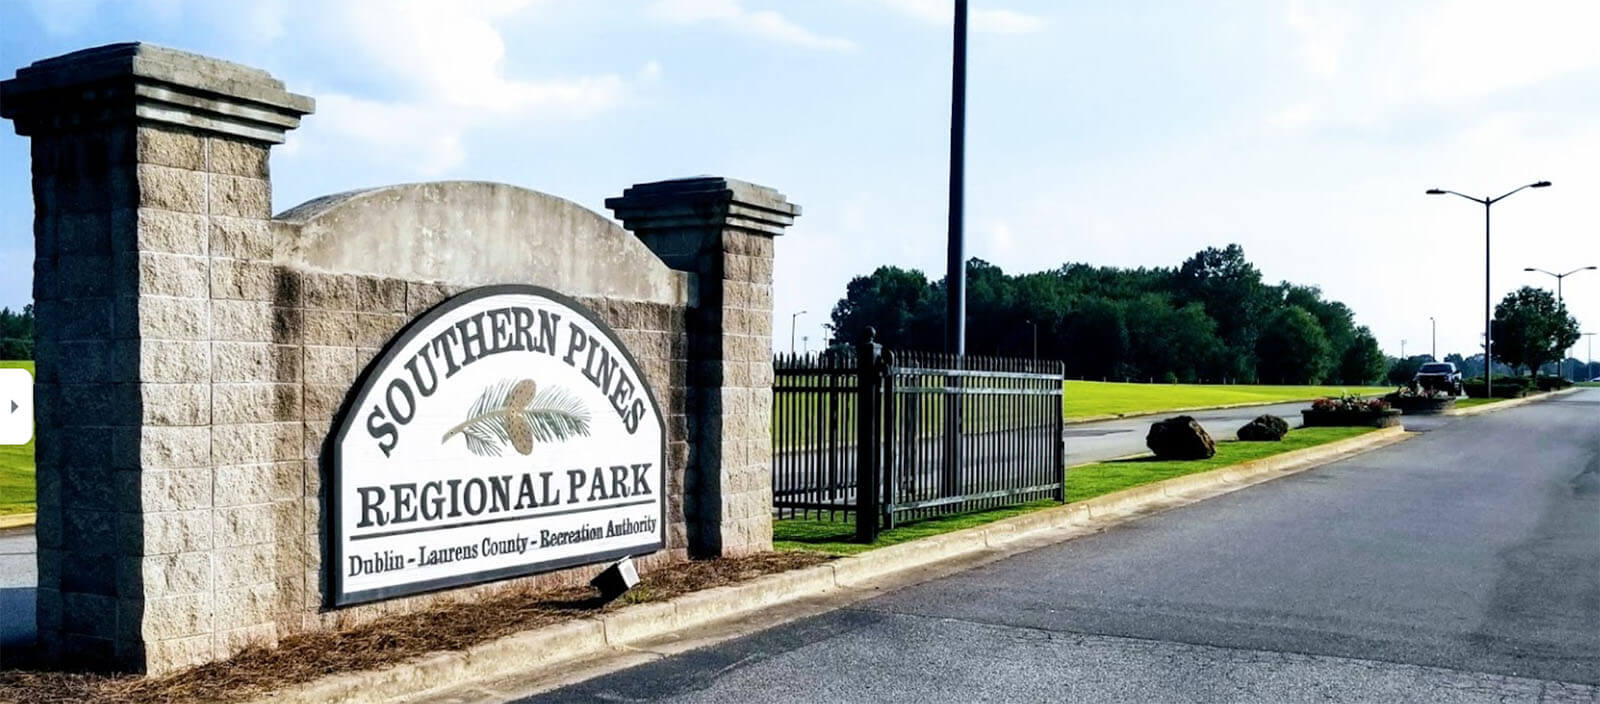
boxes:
[1534,375,1574,392]
[1461,376,1532,399]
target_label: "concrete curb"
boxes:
[0,513,35,530]
[257,425,1411,704]
[1066,393,1386,425]
[1444,387,1581,417]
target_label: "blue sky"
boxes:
[4,0,1600,362]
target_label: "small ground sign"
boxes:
[331,285,665,606]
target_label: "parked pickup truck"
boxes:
[1413,362,1463,395]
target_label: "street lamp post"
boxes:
[1024,318,1038,360]
[1523,265,1595,306]
[1524,266,1595,380]
[1426,180,1552,398]
[790,310,807,355]
[1429,317,1436,361]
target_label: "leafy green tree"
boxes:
[1175,245,1270,381]
[828,267,938,350]
[1338,328,1387,385]
[821,247,1375,384]
[1121,294,1223,382]
[1490,286,1581,376]
[1386,355,1433,385]
[0,305,32,360]
[1063,298,1127,380]
[1254,305,1332,384]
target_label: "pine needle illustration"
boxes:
[441,378,592,457]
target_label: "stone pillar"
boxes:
[0,43,312,673]
[607,177,798,558]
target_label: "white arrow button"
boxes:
[0,368,31,445]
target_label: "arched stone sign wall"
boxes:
[1,42,797,673]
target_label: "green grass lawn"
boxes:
[0,360,34,515]
[775,425,1375,555]
[1453,397,1501,409]
[1063,381,1391,420]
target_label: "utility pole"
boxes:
[942,0,969,502]
[945,0,968,355]
[1401,339,1407,359]
[1429,317,1436,361]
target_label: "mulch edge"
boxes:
[0,551,832,704]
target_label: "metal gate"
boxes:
[772,335,1065,542]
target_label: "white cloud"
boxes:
[1284,0,1350,77]
[985,220,1015,257]
[870,0,1045,34]
[24,0,102,34]
[1273,0,1600,132]
[647,0,856,51]
[21,0,631,176]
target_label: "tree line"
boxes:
[0,305,30,360]
[827,245,1388,385]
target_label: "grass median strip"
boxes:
[0,361,34,516]
[1063,381,1390,420]
[775,425,1376,556]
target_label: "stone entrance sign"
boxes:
[333,285,665,606]
[1,42,798,673]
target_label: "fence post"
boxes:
[856,329,883,543]
[1055,360,1068,503]
[881,349,897,530]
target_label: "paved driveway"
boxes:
[529,392,1599,702]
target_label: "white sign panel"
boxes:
[331,285,665,606]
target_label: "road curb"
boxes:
[254,425,1411,704]
[0,513,35,530]
[1444,387,1581,417]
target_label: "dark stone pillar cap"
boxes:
[0,42,314,143]
[607,176,801,237]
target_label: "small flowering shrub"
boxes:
[1387,386,1450,401]
[1310,393,1389,413]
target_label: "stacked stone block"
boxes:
[2,43,314,673]
[608,178,798,557]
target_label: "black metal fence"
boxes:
[772,337,1065,542]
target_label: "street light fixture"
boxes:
[1523,266,1594,380]
[1426,180,1551,398]
[790,310,807,355]
[1523,266,1596,305]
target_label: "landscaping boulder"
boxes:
[1146,415,1216,460]
[1236,414,1289,441]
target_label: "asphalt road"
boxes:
[0,526,33,649]
[1062,400,1313,466]
[528,391,1600,703]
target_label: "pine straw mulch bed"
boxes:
[0,551,832,704]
